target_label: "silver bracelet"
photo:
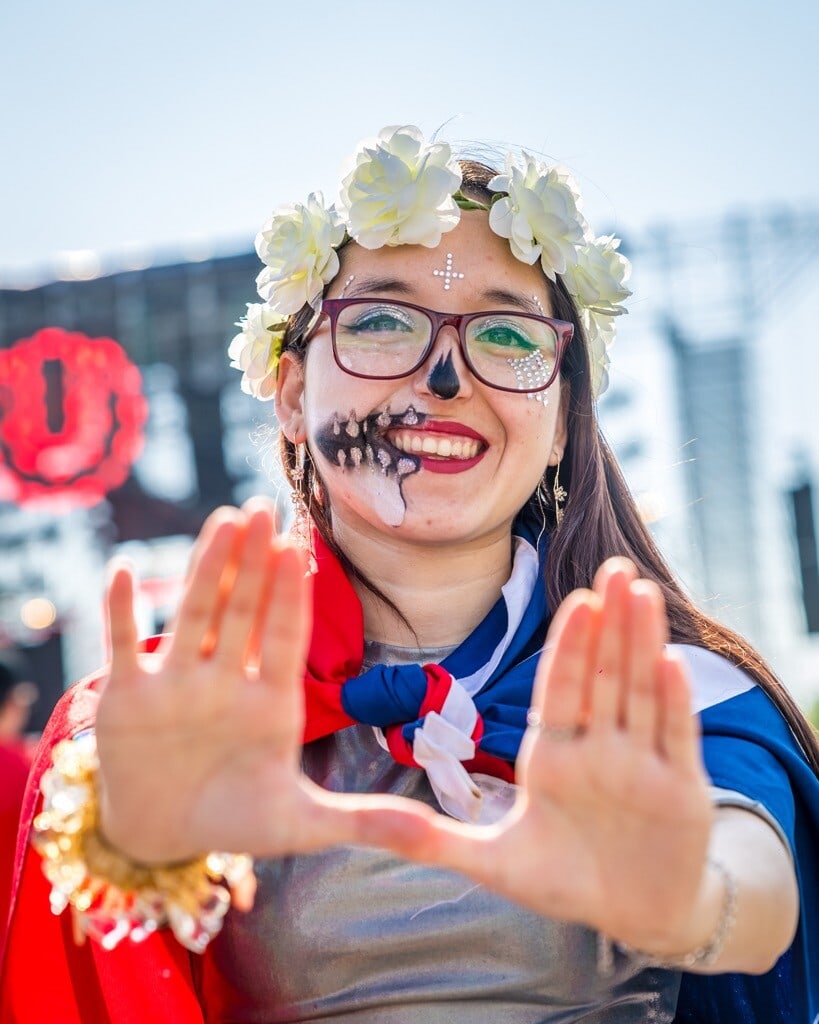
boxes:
[598,858,738,975]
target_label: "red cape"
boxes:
[0,739,31,958]
[0,671,208,1024]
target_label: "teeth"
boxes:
[377,449,391,469]
[397,458,416,475]
[402,406,419,426]
[376,407,391,428]
[350,447,362,467]
[345,412,359,438]
[365,444,375,467]
[332,415,341,436]
[390,431,481,460]
[337,449,347,467]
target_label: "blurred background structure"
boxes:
[1,0,818,724]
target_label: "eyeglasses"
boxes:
[311,297,573,394]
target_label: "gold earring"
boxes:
[289,443,311,544]
[291,442,306,483]
[553,461,567,525]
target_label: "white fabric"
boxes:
[674,644,755,714]
[456,536,540,697]
[412,711,481,822]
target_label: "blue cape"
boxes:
[675,663,819,1023]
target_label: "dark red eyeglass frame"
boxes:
[307,297,574,394]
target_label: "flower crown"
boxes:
[228,125,631,400]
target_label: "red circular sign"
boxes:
[0,328,148,508]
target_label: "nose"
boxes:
[427,351,460,399]
[415,322,472,401]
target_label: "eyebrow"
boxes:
[345,276,414,299]
[481,288,546,316]
[345,277,548,316]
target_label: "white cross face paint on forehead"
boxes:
[432,253,465,291]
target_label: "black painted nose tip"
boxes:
[427,352,460,400]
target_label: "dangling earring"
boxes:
[553,461,567,525]
[291,442,306,484]
[533,479,550,542]
[290,442,310,542]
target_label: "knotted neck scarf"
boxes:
[302,516,550,822]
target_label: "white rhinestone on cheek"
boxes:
[432,253,465,291]
[508,351,551,405]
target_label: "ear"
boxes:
[275,351,307,443]
[548,378,570,466]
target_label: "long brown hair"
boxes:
[277,158,819,775]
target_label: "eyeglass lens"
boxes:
[333,301,557,391]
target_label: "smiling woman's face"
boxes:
[276,211,569,549]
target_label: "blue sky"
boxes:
[1,0,817,284]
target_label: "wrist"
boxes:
[618,858,737,969]
[32,734,255,952]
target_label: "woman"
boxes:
[2,126,817,1023]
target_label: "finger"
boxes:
[239,499,286,665]
[242,494,283,535]
[258,541,312,703]
[211,507,276,665]
[587,559,636,732]
[535,590,598,730]
[179,506,240,588]
[623,580,667,749]
[163,512,243,667]
[658,651,704,774]
[105,560,140,683]
[154,509,233,658]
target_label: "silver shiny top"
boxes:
[204,641,680,1022]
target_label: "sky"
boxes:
[1,0,817,285]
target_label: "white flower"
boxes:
[338,125,462,249]
[562,235,632,316]
[488,153,588,280]
[579,307,617,397]
[227,303,288,401]
[255,193,345,314]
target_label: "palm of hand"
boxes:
[357,562,713,951]
[97,504,350,864]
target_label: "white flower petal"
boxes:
[338,124,462,250]
[227,302,288,402]
[254,193,342,313]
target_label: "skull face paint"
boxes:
[314,404,425,527]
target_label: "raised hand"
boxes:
[96,502,370,865]
[354,559,714,953]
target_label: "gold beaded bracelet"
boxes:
[32,733,255,953]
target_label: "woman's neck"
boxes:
[330,520,515,648]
